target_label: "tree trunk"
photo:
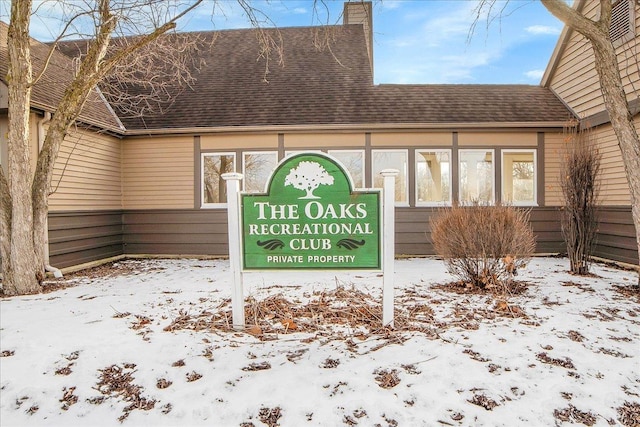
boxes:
[3,0,41,295]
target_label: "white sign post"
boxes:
[380,169,398,327]
[222,172,245,330]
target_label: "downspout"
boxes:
[37,112,63,278]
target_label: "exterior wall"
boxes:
[547,1,640,118]
[123,209,228,256]
[544,119,636,207]
[0,81,7,109]
[121,207,565,259]
[595,206,638,265]
[122,135,194,209]
[49,127,123,211]
[0,114,7,168]
[54,126,628,269]
[48,210,123,269]
[544,132,565,206]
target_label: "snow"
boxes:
[1,257,639,426]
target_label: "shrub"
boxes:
[560,124,601,275]
[430,202,536,290]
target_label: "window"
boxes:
[416,150,451,205]
[502,150,536,205]
[372,149,408,205]
[202,152,235,207]
[611,0,635,46]
[243,151,278,193]
[328,150,365,188]
[459,150,494,203]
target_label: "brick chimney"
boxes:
[343,1,373,73]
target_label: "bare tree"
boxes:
[475,0,640,283]
[560,123,601,274]
[0,0,286,295]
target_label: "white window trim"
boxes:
[415,149,452,207]
[458,149,495,205]
[242,150,278,193]
[501,149,538,207]
[327,149,366,189]
[372,148,410,207]
[201,152,236,209]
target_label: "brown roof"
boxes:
[0,21,123,132]
[55,24,572,131]
[370,84,573,124]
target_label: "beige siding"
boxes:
[50,128,122,211]
[458,132,537,147]
[0,81,7,109]
[371,132,451,146]
[544,119,635,207]
[549,1,640,117]
[200,134,277,150]
[0,114,7,168]
[122,136,194,209]
[544,132,565,206]
[591,120,634,205]
[285,133,365,148]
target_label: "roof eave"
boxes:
[123,121,571,136]
[30,101,126,135]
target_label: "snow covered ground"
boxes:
[0,257,639,427]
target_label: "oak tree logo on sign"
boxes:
[241,153,381,270]
[284,161,334,199]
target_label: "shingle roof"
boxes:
[55,24,572,131]
[370,84,573,124]
[83,25,374,130]
[0,21,123,132]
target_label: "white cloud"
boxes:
[292,8,307,15]
[525,69,544,80]
[525,25,561,35]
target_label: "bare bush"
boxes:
[430,202,536,290]
[560,124,601,275]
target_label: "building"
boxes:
[0,0,637,271]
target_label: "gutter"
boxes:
[37,111,63,279]
[124,121,571,136]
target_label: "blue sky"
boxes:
[8,0,565,85]
[177,0,564,85]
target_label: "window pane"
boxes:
[372,150,408,203]
[503,151,535,204]
[416,150,450,204]
[459,150,493,203]
[243,152,278,193]
[203,153,235,204]
[328,150,364,188]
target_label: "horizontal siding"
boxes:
[40,207,634,269]
[371,132,451,146]
[544,132,564,206]
[544,123,633,207]
[549,1,640,117]
[49,128,122,211]
[122,136,194,209]
[122,207,566,260]
[123,209,229,256]
[48,211,123,269]
[404,207,565,256]
[594,206,638,265]
[592,121,634,206]
[458,132,537,147]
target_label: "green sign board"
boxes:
[241,153,381,270]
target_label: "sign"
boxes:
[241,153,381,270]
